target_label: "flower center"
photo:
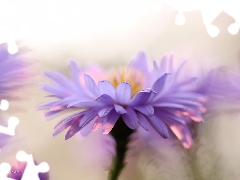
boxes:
[108,68,145,97]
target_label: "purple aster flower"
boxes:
[0,43,29,100]
[39,52,207,149]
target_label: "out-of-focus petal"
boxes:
[128,51,149,75]
[170,124,193,149]
[92,117,104,131]
[152,73,169,93]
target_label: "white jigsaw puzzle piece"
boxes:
[152,0,240,36]
[0,163,16,180]
[16,151,50,180]
[0,116,19,136]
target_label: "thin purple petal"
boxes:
[96,94,115,105]
[116,82,131,105]
[134,105,154,116]
[102,110,120,134]
[114,104,127,114]
[84,74,99,96]
[122,108,138,129]
[152,73,169,93]
[147,115,169,138]
[79,108,99,127]
[130,89,156,106]
[98,80,116,99]
[65,117,82,140]
[92,117,104,131]
[98,107,114,117]
[136,112,149,131]
[170,124,193,149]
[128,51,149,75]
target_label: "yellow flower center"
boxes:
[108,68,145,97]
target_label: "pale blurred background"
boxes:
[0,0,240,179]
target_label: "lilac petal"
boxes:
[173,61,186,82]
[79,108,99,127]
[44,110,64,117]
[65,118,83,140]
[122,108,138,129]
[170,124,193,149]
[53,119,73,136]
[80,119,95,137]
[69,60,82,88]
[67,101,100,108]
[153,102,188,110]
[54,111,85,129]
[116,82,131,105]
[102,110,120,134]
[134,105,154,116]
[98,80,115,99]
[49,97,82,108]
[189,113,203,122]
[37,101,57,110]
[159,55,174,73]
[128,51,149,75]
[153,60,165,78]
[147,115,169,138]
[41,85,69,98]
[92,117,104,131]
[114,104,127,114]
[164,92,207,102]
[53,116,81,136]
[130,89,155,106]
[152,73,169,93]
[96,94,115,105]
[160,97,203,107]
[84,74,99,96]
[168,55,174,73]
[136,112,149,131]
[44,71,71,87]
[155,111,186,124]
[177,77,198,91]
[98,107,114,117]
[159,56,167,72]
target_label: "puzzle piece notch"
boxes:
[151,0,240,36]
[16,151,50,180]
[0,100,9,111]
[0,116,19,136]
[175,12,186,25]
[0,29,19,55]
[0,163,15,180]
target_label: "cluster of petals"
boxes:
[196,67,240,110]
[0,43,29,100]
[40,52,208,148]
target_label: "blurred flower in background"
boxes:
[0,43,29,100]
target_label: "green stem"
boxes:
[108,117,134,180]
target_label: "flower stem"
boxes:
[108,117,134,180]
